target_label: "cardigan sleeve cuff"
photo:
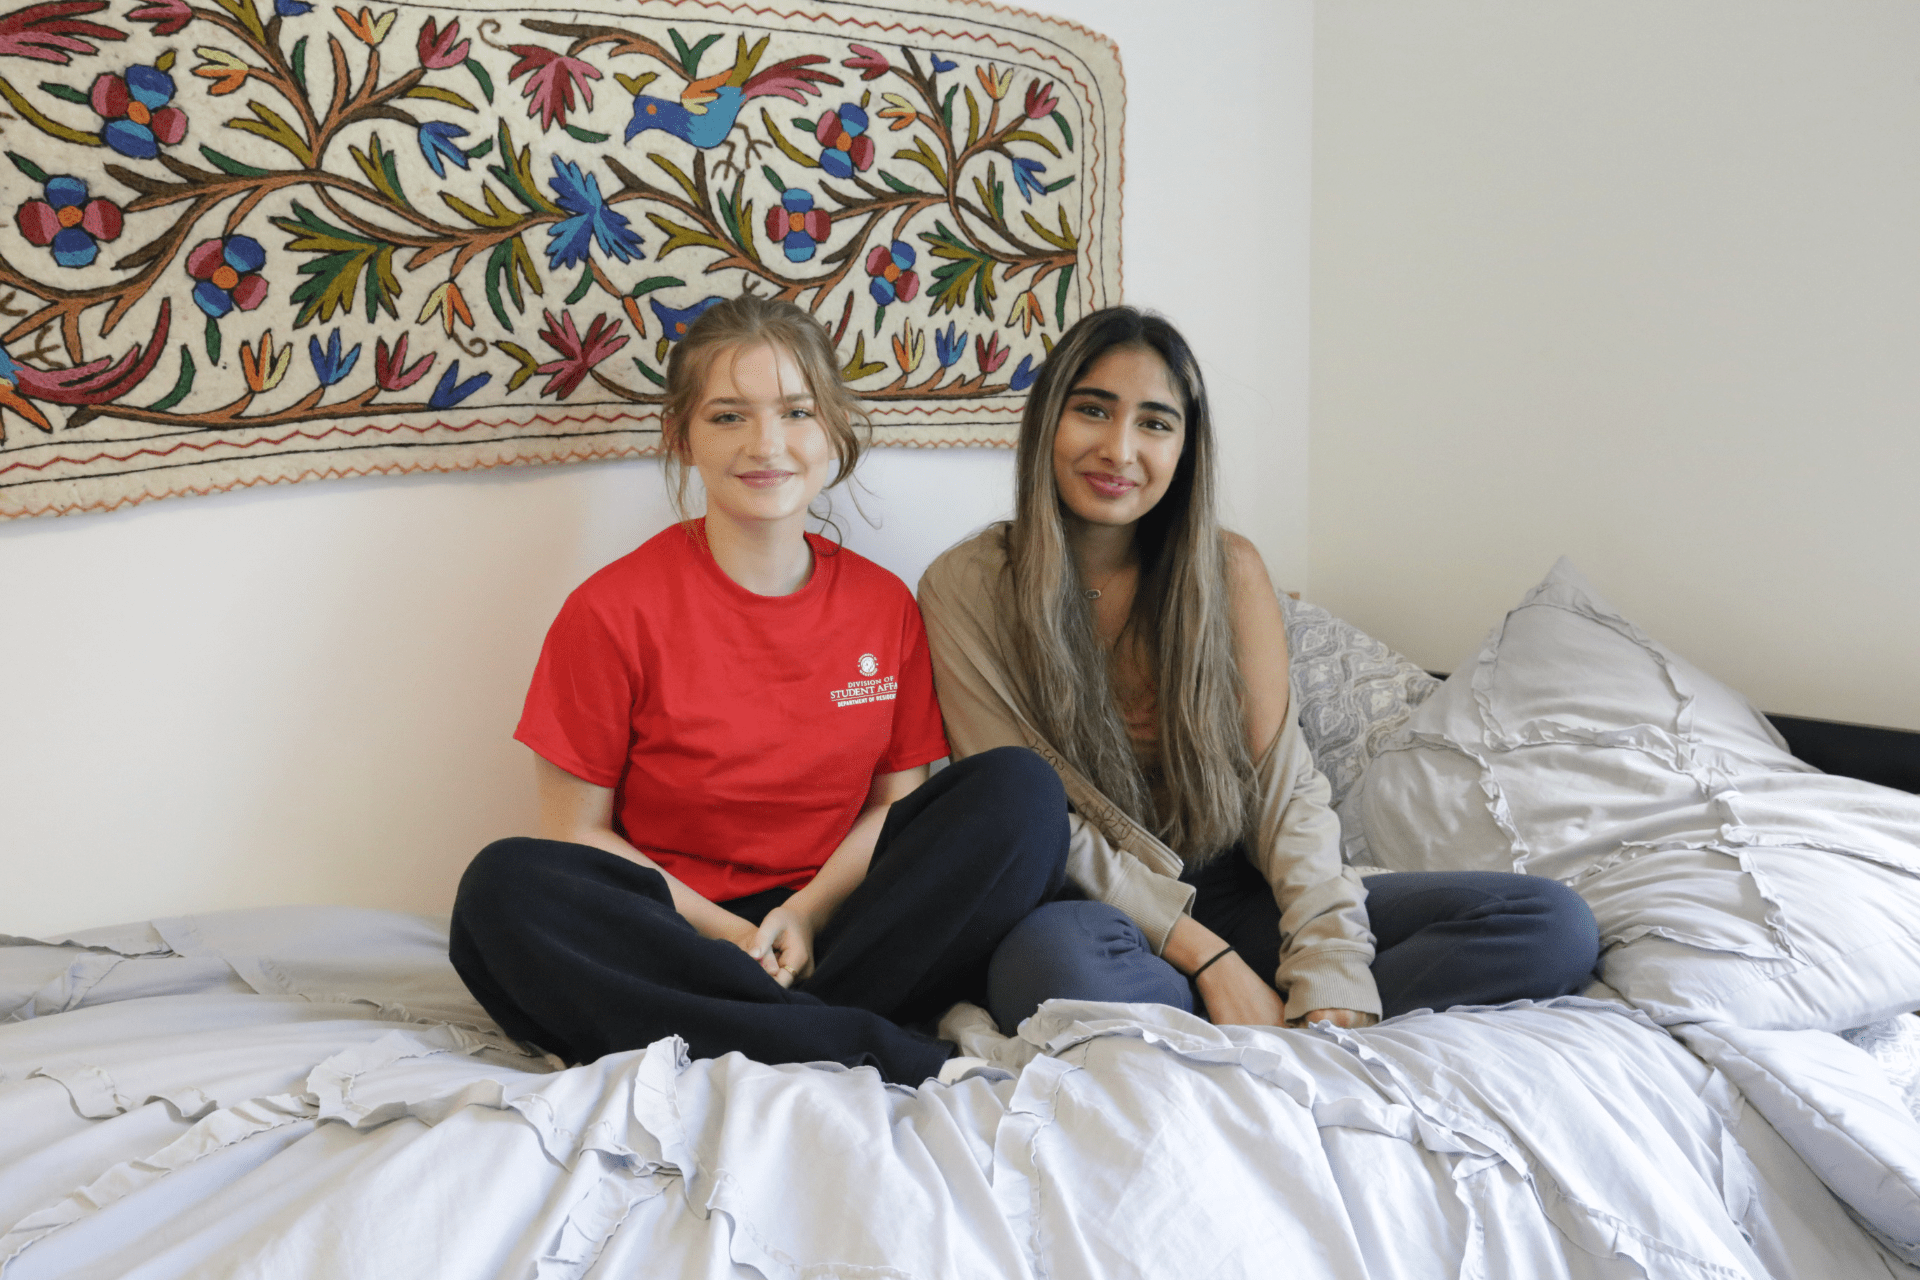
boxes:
[1278,947,1383,1021]
[1113,862,1197,955]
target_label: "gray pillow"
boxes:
[1280,593,1439,815]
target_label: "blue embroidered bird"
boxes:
[623,35,839,156]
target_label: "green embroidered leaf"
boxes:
[289,36,307,96]
[840,333,887,382]
[1042,175,1074,194]
[5,151,49,184]
[629,355,664,387]
[760,165,786,194]
[893,136,946,186]
[349,135,409,208]
[404,84,478,113]
[650,153,700,204]
[1024,205,1079,251]
[939,84,957,130]
[204,315,221,365]
[227,100,313,166]
[37,82,87,104]
[497,340,537,391]
[921,220,999,318]
[645,212,730,258]
[146,346,195,412]
[1050,109,1073,151]
[199,145,271,177]
[1000,128,1061,158]
[271,201,402,326]
[628,276,685,299]
[462,57,493,104]
[486,120,558,214]
[463,138,494,161]
[209,0,263,42]
[0,76,102,146]
[876,169,924,195]
[1052,262,1074,329]
[481,235,542,331]
[973,165,1004,223]
[562,124,610,144]
[760,110,821,170]
[668,29,721,79]
[565,267,593,304]
[442,184,519,229]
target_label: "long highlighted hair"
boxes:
[1007,307,1254,864]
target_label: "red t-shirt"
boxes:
[514,521,950,902]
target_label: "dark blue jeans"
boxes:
[987,847,1600,1033]
[451,746,1068,1084]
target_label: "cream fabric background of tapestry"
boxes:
[0,0,1122,518]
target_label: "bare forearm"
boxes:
[1162,914,1230,976]
[783,801,889,929]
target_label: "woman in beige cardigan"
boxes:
[918,307,1599,1033]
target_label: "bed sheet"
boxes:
[3,907,1916,1280]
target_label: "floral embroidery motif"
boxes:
[15,176,123,267]
[0,0,1118,516]
[90,63,185,158]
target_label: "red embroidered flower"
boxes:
[90,64,187,159]
[814,103,874,180]
[16,175,122,268]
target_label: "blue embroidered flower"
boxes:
[933,321,967,369]
[813,103,873,180]
[649,295,724,344]
[185,234,267,317]
[416,121,469,178]
[1011,156,1046,203]
[90,64,186,160]
[544,157,642,270]
[308,328,361,387]
[15,176,124,269]
[929,53,957,73]
[763,189,831,264]
[427,360,490,410]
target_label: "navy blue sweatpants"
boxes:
[987,847,1600,1032]
[450,746,1068,1084]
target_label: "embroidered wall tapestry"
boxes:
[0,0,1122,518]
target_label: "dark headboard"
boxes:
[1765,715,1920,797]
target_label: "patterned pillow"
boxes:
[1842,1017,1920,1124]
[1279,593,1439,817]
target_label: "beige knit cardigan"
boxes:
[917,525,1381,1020]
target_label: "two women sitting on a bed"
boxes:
[449,297,1601,1084]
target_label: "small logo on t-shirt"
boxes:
[832,653,896,708]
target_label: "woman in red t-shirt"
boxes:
[451,296,1067,1084]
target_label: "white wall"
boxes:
[1311,1,1920,729]
[0,1,1314,935]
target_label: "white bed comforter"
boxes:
[1,907,1915,1280]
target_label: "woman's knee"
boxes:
[1511,877,1602,992]
[945,746,1065,815]
[455,837,548,922]
[987,901,1191,1033]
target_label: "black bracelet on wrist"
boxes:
[1190,945,1235,980]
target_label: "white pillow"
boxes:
[1353,558,1920,1032]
